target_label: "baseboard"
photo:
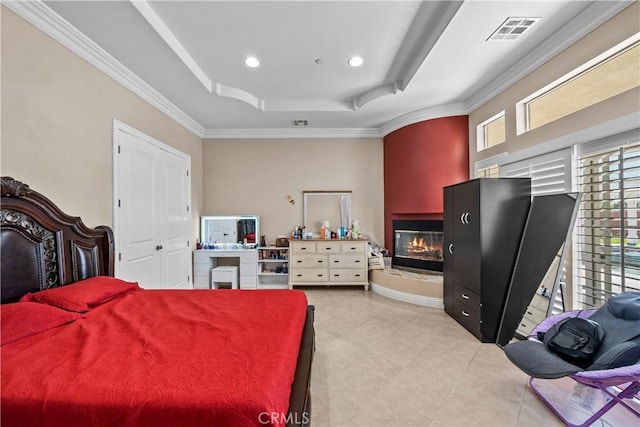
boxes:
[369,281,444,309]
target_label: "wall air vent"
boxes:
[488,17,540,41]
[292,120,308,127]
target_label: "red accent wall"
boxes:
[384,116,469,251]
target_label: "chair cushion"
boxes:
[588,341,640,371]
[504,339,583,379]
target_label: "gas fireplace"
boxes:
[392,219,443,272]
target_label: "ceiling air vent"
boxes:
[292,120,308,127]
[487,17,540,41]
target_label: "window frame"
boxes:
[516,33,640,136]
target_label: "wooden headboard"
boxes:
[1,177,114,304]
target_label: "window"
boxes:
[476,164,499,178]
[574,143,640,309]
[517,34,640,134]
[477,112,505,151]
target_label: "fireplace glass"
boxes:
[394,230,443,263]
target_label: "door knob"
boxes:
[155,244,163,250]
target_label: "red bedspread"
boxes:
[1,289,308,427]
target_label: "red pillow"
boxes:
[1,302,80,345]
[20,276,140,312]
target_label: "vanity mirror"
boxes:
[496,193,581,347]
[200,215,259,246]
[303,191,351,236]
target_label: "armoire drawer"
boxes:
[451,300,481,339]
[453,282,481,309]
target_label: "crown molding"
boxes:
[378,102,469,136]
[464,0,633,112]
[4,0,206,138]
[202,127,382,139]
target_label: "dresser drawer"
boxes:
[453,282,481,309]
[341,242,365,254]
[290,268,328,282]
[290,254,327,267]
[240,251,258,263]
[523,305,547,324]
[239,275,256,289]
[329,254,365,268]
[329,268,366,282]
[240,262,256,277]
[290,242,316,254]
[516,316,539,337]
[316,241,341,254]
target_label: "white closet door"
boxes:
[116,125,190,289]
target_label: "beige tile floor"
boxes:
[302,288,565,427]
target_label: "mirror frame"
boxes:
[200,215,260,247]
[303,191,352,235]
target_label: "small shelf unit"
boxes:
[257,246,289,289]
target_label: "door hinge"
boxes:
[118,145,121,154]
[186,170,189,177]
[187,240,190,247]
[187,275,190,283]
[187,205,190,212]
[118,252,122,261]
[118,199,121,207]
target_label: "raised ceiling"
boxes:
[9,1,634,137]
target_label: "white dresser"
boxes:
[515,293,551,337]
[193,249,258,289]
[288,239,369,290]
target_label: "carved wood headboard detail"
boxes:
[1,177,114,303]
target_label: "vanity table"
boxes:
[193,249,258,289]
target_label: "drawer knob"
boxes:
[355,274,361,277]
[296,260,302,263]
[296,274,302,277]
[350,247,356,250]
[317,274,324,277]
[461,294,470,300]
[334,274,340,277]
[461,310,470,317]
[355,260,361,263]
[334,260,340,263]
[317,260,323,263]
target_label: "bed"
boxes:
[0,176,315,427]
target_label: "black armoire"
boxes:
[443,178,531,342]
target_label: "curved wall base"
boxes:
[369,281,443,309]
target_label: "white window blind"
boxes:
[575,143,640,309]
[500,148,572,194]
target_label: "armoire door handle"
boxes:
[448,243,454,254]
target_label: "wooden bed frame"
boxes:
[0,176,314,426]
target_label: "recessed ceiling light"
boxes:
[348,56,363,67]
[244,56,260,68]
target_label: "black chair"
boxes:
[504,292,640,427]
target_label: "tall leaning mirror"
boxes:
[496,192,581,348]
[303,191,351,236]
